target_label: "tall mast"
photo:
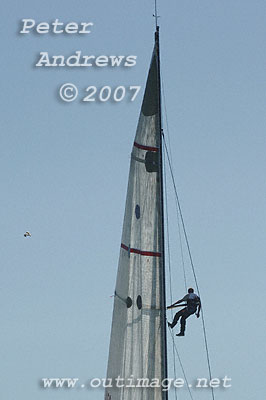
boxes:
[104,10,168,399]
[155,24,168,399]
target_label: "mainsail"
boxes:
[105,29,168,400]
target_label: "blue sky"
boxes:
[1,1,265,399]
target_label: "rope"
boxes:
[164,141,194,400]
[161,78,187,292]
[168,327,194,400]
[163,135,215,400]
[177,213,187,291]
[160,73,215,400]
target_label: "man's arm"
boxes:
[167,295,188,309]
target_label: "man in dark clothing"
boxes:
[167,288,201,336]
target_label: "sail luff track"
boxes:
[155,25,168,400]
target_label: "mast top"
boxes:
[153,0,160,30]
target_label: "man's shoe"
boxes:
[176,332,184,336]
[167,322,173,329]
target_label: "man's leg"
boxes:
[177,310,194,336]
[169,308,186,328]
[180,315,187,334]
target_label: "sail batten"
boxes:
[105,31,167,400]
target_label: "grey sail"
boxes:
[105,34,167,400]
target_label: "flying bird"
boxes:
[24,231,31,237]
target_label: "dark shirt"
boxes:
[182,293,200,311]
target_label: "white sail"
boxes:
[105,40,167,400]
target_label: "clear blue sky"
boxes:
[1,1,265,400]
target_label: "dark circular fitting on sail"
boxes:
[135,205,140,219]
[136,295,142,310]
[126,297,133,308]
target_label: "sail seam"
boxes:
[134,141,158,152]
[121,243,161,257]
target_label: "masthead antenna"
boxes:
[153,0,160,29]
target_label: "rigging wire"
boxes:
[176,211,188,291]
[163,135,215,400]
[160,75,215,400]
[163,146,179,400]
[162,74,193,400]
[168,327,194,400]
[163,128,197,400]
[163,125,195,400]
[162,78,188,292]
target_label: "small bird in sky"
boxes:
[24,231,31,238]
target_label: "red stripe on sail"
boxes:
[134,141,158,152]
[121,243,161,257]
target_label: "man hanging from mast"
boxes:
[167,288,201,336]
